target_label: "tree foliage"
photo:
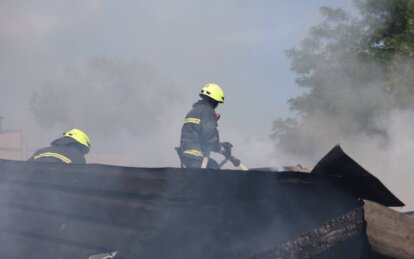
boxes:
[272,0,414,160]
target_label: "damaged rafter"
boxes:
[246,207,364,259]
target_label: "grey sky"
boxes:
[56,0,355,136]
[0,0,356,166]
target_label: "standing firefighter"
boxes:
[179,83,232,169]
[28,129,90,164]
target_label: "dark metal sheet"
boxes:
[311,145,404,207]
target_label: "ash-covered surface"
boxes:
[0,146,402,258]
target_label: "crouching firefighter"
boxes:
[178,83,233,169]
[28,129,90,164]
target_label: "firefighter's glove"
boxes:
[219,142,233,159]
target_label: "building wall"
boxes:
[0,130,24,160]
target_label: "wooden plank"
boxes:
[0,177,164,258]
[246,207,365,259]
[0,181,158,224]
[0,163,170,195]
[0,206,144,257]
[0,159,384,258]
[0,231,96,259]
[0,161,353,207]
[0,182,161,256]
[365,200,414,258]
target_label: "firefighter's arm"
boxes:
[199,113,220,154]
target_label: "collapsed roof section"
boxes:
[311,145,404,207]
[0,145,404,258]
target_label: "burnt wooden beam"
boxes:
[365,200,414,259]
[246,207,364,259]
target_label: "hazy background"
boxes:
[0,0,354,164]
[2,1,413,210]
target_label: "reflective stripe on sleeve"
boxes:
[185,118,201,124]
[183,149,204,157]
[33,152,72,163]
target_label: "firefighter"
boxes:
[28,129,90,164]
[179,83,233,169]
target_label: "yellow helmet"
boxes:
[64,129,91,150]
[200,83,225,103]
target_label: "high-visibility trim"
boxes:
[34,152,72,163]
[183,149,204,157]
[185,118,201,124]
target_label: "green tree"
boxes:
[272,0,414,160]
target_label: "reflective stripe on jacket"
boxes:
[33,152,72,163]
[28,137,86,164]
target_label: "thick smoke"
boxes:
[28,58,186,165]
[1,1,407,258]
[318,75,414,212]
[340,109,414,212]
[273,7,414,211]
[1,0,410,212]
[0,0,356,168]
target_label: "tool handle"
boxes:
[219,158,229,168]
[228,155,240,167]
[229,155,249,171]
[238,163,249,171]
[201,156,209,169]
[218,149,249,171]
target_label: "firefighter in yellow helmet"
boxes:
[179,83,232,169]
[28,129,90,164]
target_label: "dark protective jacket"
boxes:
[28,137,86,164]
[180,99,220,158]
